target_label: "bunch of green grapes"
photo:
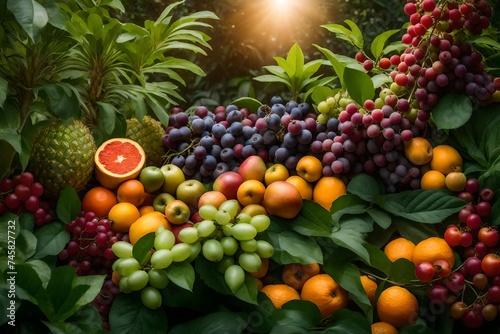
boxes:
[316,90,356,124]
[111,227,199,309]
[181,199,275,293]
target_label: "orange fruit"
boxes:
[260,284,300,309]
[251,257,269,279]
[412,237,455,268]
[296,155,323,183]
[282,263,320,291]
[430,144,463,175]
[108,202,141,233]
[264,163,289,186]
[236,180,266,206]
[376,286,419,329]
[371,321,398,334]
[300,273,349,318]
[286,175,313,200]
[383,237,415,262]
[444,171,467,192]
[262,181,303,219]
[138,205,155,216]
[81,186,118,218]
[128,211,171,244]
[404,137,433,165]
[360,275,378,305]
[240,203,268,217]
[117,179,146,207]
[420,170,446,190]
[94,138,146,189]
[312,176,346,211]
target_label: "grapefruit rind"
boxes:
[95,138,146,189]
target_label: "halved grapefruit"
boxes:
[95,138,146,189]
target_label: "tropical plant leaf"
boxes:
[432,93,473,130]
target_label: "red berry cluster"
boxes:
[0,171,54,226]
[415,178,499,328]
[58,211,129,276]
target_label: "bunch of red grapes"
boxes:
[0,171,54,226]
[415,178,499,329]
[57,211,129,329]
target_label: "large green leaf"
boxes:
[33,221,70,259]
[330,215,374,263]
[344,67,375,105]
[56,185,81,224]
[262,229,323,265]
[269,300,322,333]
[347,174,385,202]
[277,200,333,237]
[432,93,473,130]
[370,29,401,60]
[165,262,195,291]
[169,311,247,334]
[315,45,347,88]
[373,190,466,223]
[323,309,371,333]
[109,292,167,334]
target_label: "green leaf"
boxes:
[331,194,368,222]
[370,29,401,60]
[234,273,259,305]
[42,83,81,121]
[96,102,117,135]
[72,274,106,310]
[389,258,416,285]
[315,45,346,88]
[262,229,323,265]
[0,77,9,110]
[374,190,466,223]
[280,200,332,237]
[323,309,371,333]
[271,300,322,333]
[432,93,473,130]
[347,174,385,202]
[0,213,19,248]
[7,0,35,41]
[367,207,392,229]
[394,217,439,244]
[330,215,374,263]
[33,221,70,259]
[363,242,392,275]
[56,185,81,223]
[109,292,167,334]
[344,66,375,105]
[132,232,155,265]
[230,97,262,113]
[43,304,108,334]
[169,311,247,334]
[12,262,48,305]
[321,21,363,50]
[27,259,52,288]
[165,262,195,291]
[15,229,37,260]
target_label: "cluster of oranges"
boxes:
[404,137,466,192]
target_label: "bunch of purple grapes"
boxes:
[58,211,129,276]
[0,171,54,226]
[162,98,325,183]
[92,278,120,330]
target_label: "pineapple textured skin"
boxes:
[30,120,96,198]
[126,116,165,167]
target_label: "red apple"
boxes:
[212,171,244,200]
[237,156,267,182]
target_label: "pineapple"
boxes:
[126,116,165,167]
[30,120,96,198]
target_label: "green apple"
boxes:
[139,166,165,193]
[160,164,185,195]
[176,179,205,212]
[152,192,175,213]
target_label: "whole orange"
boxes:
[383,237,416,262]
[128,211,171,245]
[236,180,266,206]
[371,321,398,334]
[108,202,141,233]
[404,137,433,165]
[412,237,455,268]
[285,175,313,200]
[420,170,446,190]
[376,286,419,329]
[117,179,146,207]
[312,176,346,211]
[81,186,118,218]
[262,181,303,219]
[430,144,463,175]
[260,284,300,309]
[282,263,320,291]
[296,155,323,183]
[300,273,349,318]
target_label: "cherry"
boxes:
[462,304,484,329]
[446,272,465,292]
[415,261,436,283]
[450,301,468,319]
[444,226,462,246]
[476,201,492,217]
[465,178,480,194]
[480,188,494,202]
